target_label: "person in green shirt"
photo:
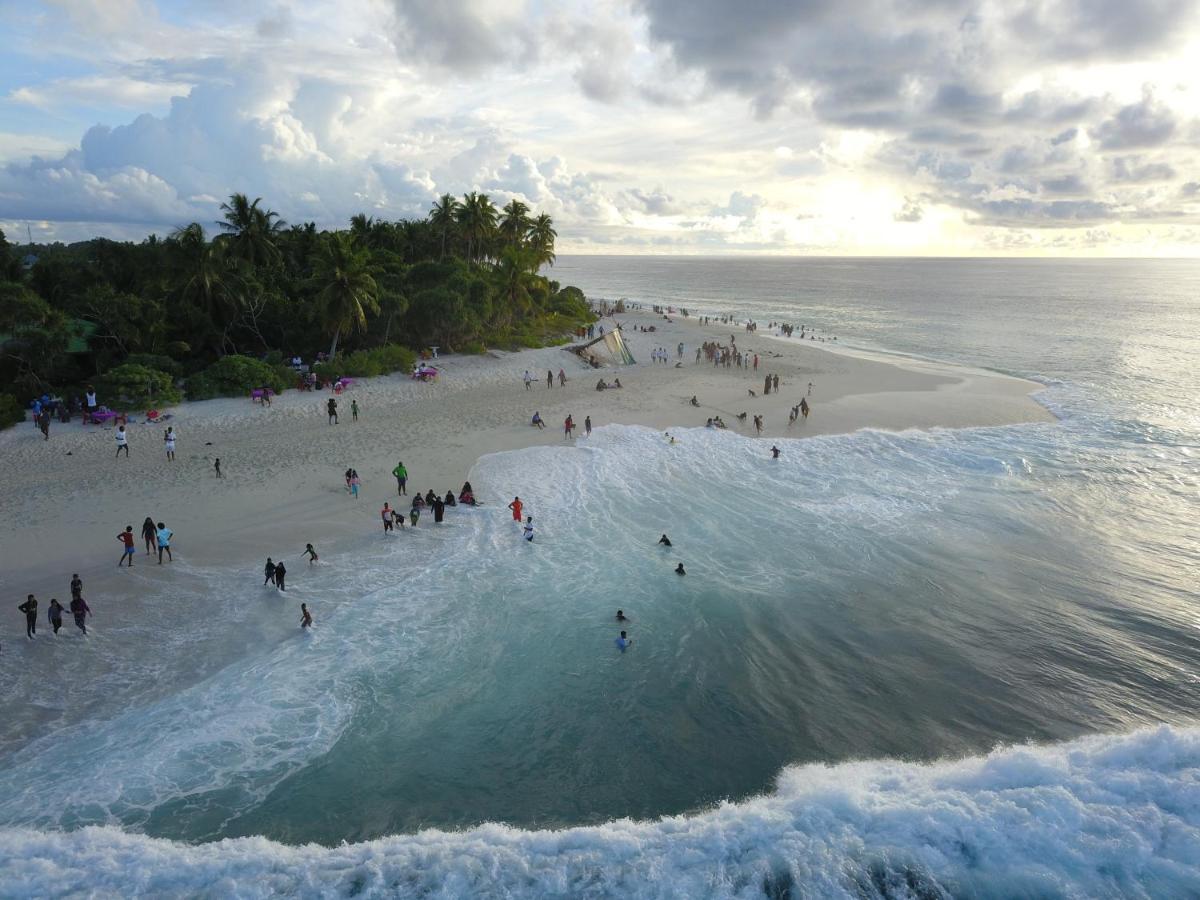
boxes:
[392,461,408,496]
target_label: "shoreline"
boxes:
[0,307,1055,756]
[1,307,1053,601]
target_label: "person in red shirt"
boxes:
[117,525,136,567]
[564,415,574,438]
[508,496,523,522]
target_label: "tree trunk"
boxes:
[328,325,341,361]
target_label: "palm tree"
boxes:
[493,246,539,325]
[528,213,557,269]
[499,199,530,249]
[312,232,379,360]
[168,223,242,322]
[218,193,286,269]
[455,192,499,267]
[428,194,460,260]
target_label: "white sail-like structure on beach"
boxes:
[575,326,636,366]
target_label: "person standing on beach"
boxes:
[800,397,809,420]
[47,599,65,634]
[753,354,758,372]
[392,461,408,496]
[264,558,277,586]
[274,561,287,591]
[564,414,574,438]
[70,594,90,634]
[141,517,157,555]
[585,416,592,437]
[547,370,553,389]
[85,386,98,420]
[214,458,223,478]
[349,471,360,499]
[773,374,780,392]
[117,526,136,566]
[164,426,176,461]
[432,495,445,523]
[509,496,523,522]
[18,595,37,638]
[382,503,394,532]
[301,603,313,628]
[351,399,359,422]
[327,397,338,425]
[156,522,173,564]
[304,543,319,564]
[115,425,130,457]
[523,370,533,390]
[558,368,567,387]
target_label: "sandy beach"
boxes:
[2,308,1052,600]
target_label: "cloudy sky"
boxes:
[1,0,1198,255]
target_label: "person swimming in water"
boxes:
[675,563,686,575]
[770,445,780,458]
[616,609,628,622]
[615,630,632,651]
[658,534,672,547]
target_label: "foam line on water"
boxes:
[2,725,1199,898]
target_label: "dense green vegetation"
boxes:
[0,193,591,416]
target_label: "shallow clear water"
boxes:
[2,257,1200,896]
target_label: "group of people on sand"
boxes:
[12,575,91,644]
[124,519,174,566]
[595,378,623,391]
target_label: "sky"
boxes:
[0,0,1198,255]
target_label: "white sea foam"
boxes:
[2,725,1199,898]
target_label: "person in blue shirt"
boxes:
[156,522,173,564]
[615,630,632,652]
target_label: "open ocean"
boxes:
[2,256,1200,897]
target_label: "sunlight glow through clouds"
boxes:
[0,0,1196,254]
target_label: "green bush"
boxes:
[96,364,182,409]
[124,353,183,378]
[187,355,291,400]
[459,340,487,355]
[0,393,25,429]
[311,345,417,383]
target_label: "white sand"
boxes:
[0,308,1052,607]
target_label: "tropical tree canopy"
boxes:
[0,190,586,413]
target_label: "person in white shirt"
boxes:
[523,516,534,541]
[115,425,129,458]
[163,426,176,461]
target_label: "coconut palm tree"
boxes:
[499,199,530,249]
[218,193,286,269]
[168,223,242,322]
[428,194,460,260]
[493,246,539,325]
[312,232,379,360]
[528,213,557,269]
[455,192,499,267]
